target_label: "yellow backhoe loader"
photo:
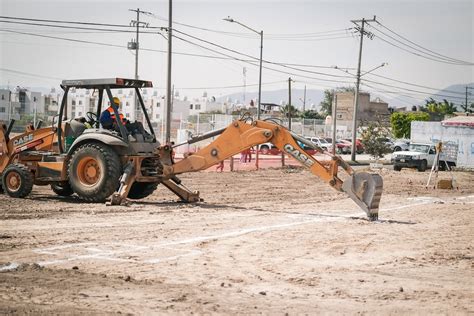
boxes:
[0,78,383,220]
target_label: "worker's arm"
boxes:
[99,110,113,129]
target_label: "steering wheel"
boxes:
[86,112,98,125]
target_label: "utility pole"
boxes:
[128,8,150,122]
[243,67,247,104]
[332,90,337,155]
[302,85,306,112]
[350,16,376,161]
[288,77,293,130]
[466,86,474,113]
[165,0,173,143]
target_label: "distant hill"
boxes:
[217,88,325,111]
[429,83,474,109]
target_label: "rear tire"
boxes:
[417,160,427,172]
[127,182,159,200]
[2,163,34,198]
[68,143,122,202]
[51,182,74,197]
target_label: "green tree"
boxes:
[460,101,474,113]
[359,119,392,159]
[281,104,299,118]
[390,112,430,139]
[300,110,324,120]
[319,90,333,117]
[422,98,457,116]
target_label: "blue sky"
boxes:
[0,0,472,106]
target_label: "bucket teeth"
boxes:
[342,172,383,221]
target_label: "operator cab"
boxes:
[58,78,157,153]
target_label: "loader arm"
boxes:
[167,119,383,220]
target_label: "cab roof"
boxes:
[60,78,153,89]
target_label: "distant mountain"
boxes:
[429,83,474,109]
[217,88,325,111]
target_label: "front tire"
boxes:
[394,165,402,171]
[127,182,159,200]
[417,160,427,172]
[68,143,122,202]
[2,163,34,198]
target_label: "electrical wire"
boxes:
[0,15,162,29]
[374,20,473,65]
[0,19,160,34]
[171,33,356,85]
[0,29,254,62]
[361,79,466,101]
[364,72,465,96]
[366,22,473,66]
[172,29,354,79]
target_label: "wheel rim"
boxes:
[6,172,21,192]
[76,156,102,186]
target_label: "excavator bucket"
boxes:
[342,172,383,221]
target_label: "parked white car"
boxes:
[391,143,456,172]
[305,137,332,152]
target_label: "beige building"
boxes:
[334,92,390,124]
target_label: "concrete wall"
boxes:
[411,121,474,168]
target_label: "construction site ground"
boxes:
[0,164,473,314]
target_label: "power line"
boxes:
[0,15,162,29]
[171,33,356,85]
[148,13,354,39]
[172,29,354,79]
[0,18,160,34]
[0,67,63,81]
[365,72,465,95]
[375,20,473,65]
[366,22,473,66]
[360,79,467,101]
[0,29,255,62]
[177,80,285,90]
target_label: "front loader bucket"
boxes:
[342,172,383,221]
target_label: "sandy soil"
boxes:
[0,167,473,314]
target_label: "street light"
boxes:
[223,16,263,120]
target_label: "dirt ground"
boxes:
[0,167,473,314]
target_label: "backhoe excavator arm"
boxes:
[163,119,383,220]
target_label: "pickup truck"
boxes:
[391,142,456,172]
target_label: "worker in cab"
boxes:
[100,96,154,141]
[100,96,127,130]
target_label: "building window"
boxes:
[195,104,201,110]
[78,112,82,116]
[126,113,130,118]
[126,102,130,106]
[33,96,37,102]
[155,114,160,119]
[1,95,4,100]
[78,100,82,105]
[156,102,160,107]
[0,107,5,113]
[337,114,343,119]
[190,104,193,109]
[72,100,76,105]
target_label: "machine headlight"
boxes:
[412,155,420,160]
